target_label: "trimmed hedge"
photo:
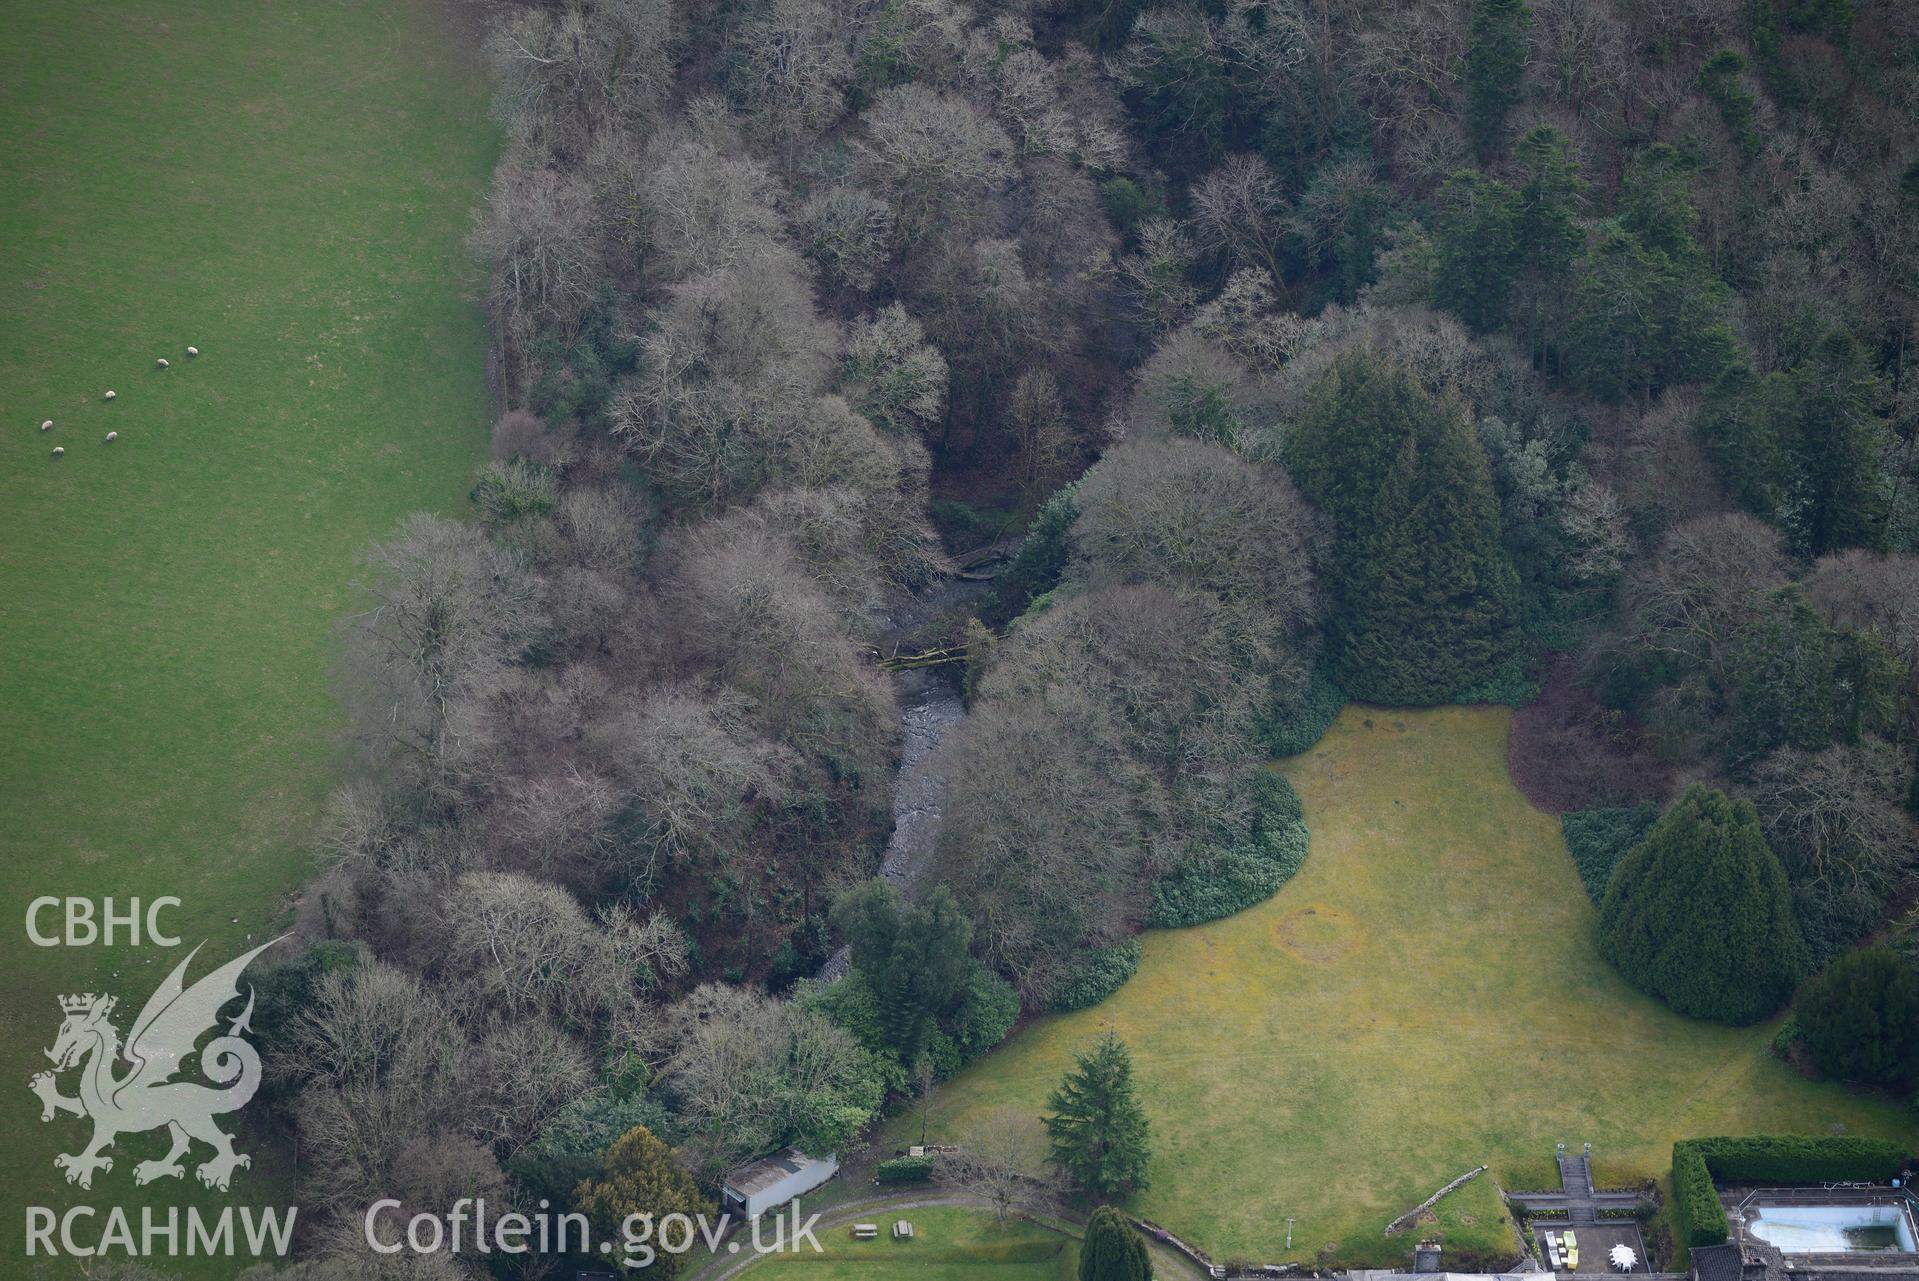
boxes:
[1258,670,1345,758]
[1671,1136,1910,1247]
[1151,772,1309,928]
[1562,802,1659,902]
[876,1155,936,1184]
[1052,939,1143,1012]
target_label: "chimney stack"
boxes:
[1415,1240,1442,1273]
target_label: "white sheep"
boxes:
[50,446,64,458]
[103,390,116,401]
[104,431,118,443]
[186,346,199,357]
[156,358,169,369]
[39,420,53,432]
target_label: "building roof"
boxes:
[725,1148,826,1197]
[1692,1245,1746,1281]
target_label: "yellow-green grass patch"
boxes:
[912,707,1918,1268]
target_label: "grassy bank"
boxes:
[737,1207,1079,1281]
[913,706,1918,1267]
[0,0,494,1266]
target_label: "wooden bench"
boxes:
[894,1221,915,1240]
[851,1224,879,1240]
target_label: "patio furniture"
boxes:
[894,1221,915,1239]
[852,1224,879,1240]
[1609,1244,1638,1271]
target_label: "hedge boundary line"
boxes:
[1670,1135,1909,1247]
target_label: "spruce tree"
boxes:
[1598,785,1808,1025]
[1282,350,1520,704]
[1044,1030,1152,1198]
[1465,0,1531,154]
[1080,1205,1152,1281]
[1796,947,1919,1085]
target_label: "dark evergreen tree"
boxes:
[1567,147,1737,402]
[1511,126,1588,365]
[1796,947,1919,1085]
[1697,50,1759,160]
[1080,1205,1152,1281]
[1464,0,1532,155]
[1698,328,1887,556]
[1432,170,1522,333]
[833,880,975,1061]
[1598,785,1808,1025]
[1281,351,1521,704]
[1044,1030,1152,1198]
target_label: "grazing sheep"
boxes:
[50,446,64,458]
[186,346,199,357]
[39,420,53,432]
[104,431,118,443]
[156,358,169,369]
[103,390,116,401]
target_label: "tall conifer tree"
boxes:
[1282,351,1520,703]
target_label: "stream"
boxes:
[816,572,994,981]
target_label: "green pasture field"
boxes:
[0,0,495,1267]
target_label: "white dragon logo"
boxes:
[29,937,283,1191]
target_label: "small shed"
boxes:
[722,1149,839,1220]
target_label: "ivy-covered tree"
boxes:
[1464,0,1532,155]
[1726,586,1902,768]
[1281,350,1521,704]
[1598,785,1808,1024]
[1080,1205,1152,1281]
[1044,1030,1152,1198]
[1796,947,1919,1084]
[574,1127,713,1279]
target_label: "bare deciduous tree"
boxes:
[940,1108,1046,1221]
[1746,738,1919,911]
[1190,153,1290,289]
[854,84,1014,241]
[341,514,545,800]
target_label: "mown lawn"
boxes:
[0,0,494,1267]
[739,1207,1077,1281]
[914,706,1919,1269]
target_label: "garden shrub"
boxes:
[1257,670,1345,757]
[1151,772,1308,927]
[1672,1135,1910,1247]
[876,1154,936,1184]
[950,965,1021,1062]
[1562,802,1660,902]
[1052,940,1143,1012]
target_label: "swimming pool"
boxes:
[1747,1203,1918,1254]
